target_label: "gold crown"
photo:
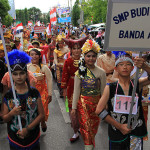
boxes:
[56,35,64,42]
[25,48,42,52]
[82,39,100,54]
[31,40,40,46]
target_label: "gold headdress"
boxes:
[82,39,100,54]
[31,40,40,46]
[56,35,64,42]
[25,48,42,52]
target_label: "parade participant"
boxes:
[95,54,150,150]
[40,38,48,47]
[5,43,12,52]
[0,59,7,123]
[23,28,30,51]
[28,48,52,132]
[0,43,5,61]
[97,51,115,83]
[71,39,106,150]
[31,40,49,65]
[4,32,11,44]
[61,36,88,142]
[48,35,56,80]
[2,50,45,150]
[12,37,23,51]
[31,40,40,48]
[53,35,69,98]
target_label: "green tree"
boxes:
[91,0,107,23]
[16,9,25,25]
[0,0,11,24]
[28,7,42,23]
[72,0,80,26]
[80,0,107,24]
[3,14,13,26]
[24,8,29,25]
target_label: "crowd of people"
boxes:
[0,24,150,150]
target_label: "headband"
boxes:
[115,56,133,66]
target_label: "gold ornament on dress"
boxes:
[73,60,79,67]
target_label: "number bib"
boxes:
[113,94,138,115]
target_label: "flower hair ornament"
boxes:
[5,50,31,72]
[82,39,100,54]
[112,51,133,66]
[78,54,87,79]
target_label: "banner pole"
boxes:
[127,51,142,128]
[0,17,22,131]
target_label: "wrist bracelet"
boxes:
[98,109,108,120]
[148,74,150,81]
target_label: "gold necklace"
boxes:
[73,60,79,67]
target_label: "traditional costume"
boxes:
[54,35,69,97]
[12,37,23,51]
[72,39,106,150]
[3,50,41,150]
[105,54,147,150]
[27,48,52,122]
[97,52,115,83]
[61,36,88,142]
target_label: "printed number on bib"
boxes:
[113,95,138,115]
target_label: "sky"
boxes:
[14,0,76,13]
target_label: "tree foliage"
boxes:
[3,14,13,26]
[82,0,107,24]
[0,0,11,24]
[72,0,80,26]
[16,7,50,26]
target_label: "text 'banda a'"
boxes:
[118,30,150,39]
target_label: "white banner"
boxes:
[104,0,150,52]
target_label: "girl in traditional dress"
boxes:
[53,35,69,97]
[61,36,88,142]
[2,50,44,150]
[71,39,106,150]
[28,48,52,132]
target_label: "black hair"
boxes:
[26,77,31,90]
[84,50,98,56]
[56,43,59,50]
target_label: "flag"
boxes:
[16,22,23,31]
[14,22,23,35]
[46,23,51,35]
[50,8,57,25]
[28,21,32,26]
